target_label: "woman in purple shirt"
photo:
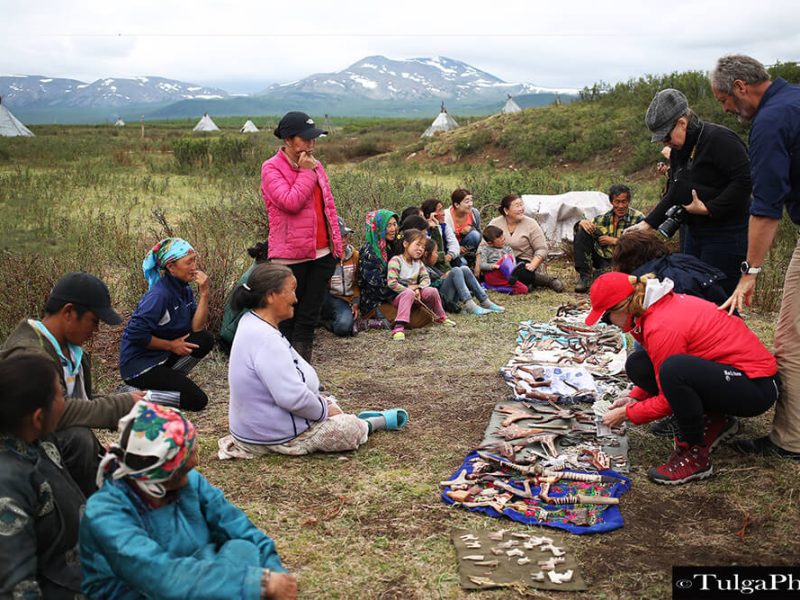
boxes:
[226,264,407,456]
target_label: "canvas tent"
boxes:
[193,113,219,132]
[0,97,34,137]
[114,117,125,127]
[501,95,521,114]
[521,192,611,243]
[240,120,259,133]
[322,114,335,134]
[421,103,458,138]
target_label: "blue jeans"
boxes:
[452,229,482,267]
[439,266,488,307]
[682,221,747,297]
[321,294,354,337]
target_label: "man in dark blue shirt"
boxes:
[713,54,800,460]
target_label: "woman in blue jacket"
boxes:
[81,401,296,599]
[120,238,214,411]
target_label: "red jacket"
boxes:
[625,293,777,425]
[261,149,342,261]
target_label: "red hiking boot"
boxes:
[648,441,713,485]
[703,414,739,452]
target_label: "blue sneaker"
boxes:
[484,301,505,313]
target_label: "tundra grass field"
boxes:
[1,117,799,599]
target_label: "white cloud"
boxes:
[0,0,798,89]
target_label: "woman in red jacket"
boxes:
[588,272,779,485]
[261,111,343,363]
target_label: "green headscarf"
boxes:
[364,209,399,266]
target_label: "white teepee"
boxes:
[0,97,34,137]
[421,103,458,138]
[501,95,522,114]
[193,113,219,132]
[113,117,126,127]
[240,120,259,133]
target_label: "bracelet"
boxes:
[260,569,271,599]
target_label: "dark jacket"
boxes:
[357,243,397,318]
[0,436,85,599]
[645,121,752,230]
[120,273,197,380]
[0,320,134,430]
[633,253,728,306]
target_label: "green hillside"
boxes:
[395,64,800,175]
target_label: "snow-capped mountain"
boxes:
[0,75,228,109]
[261,55,576,102]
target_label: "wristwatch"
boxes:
[740,260,762,275]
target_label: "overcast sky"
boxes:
[2,0,798,93]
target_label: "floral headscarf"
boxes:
[96,401,197,498]
[364,209,399,267]
[142,237,195,289]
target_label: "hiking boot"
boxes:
[650,415,679,437]
[574,274,592,294]
[703,414,739,452]
[648,441,713,485]
[732,435,800,460]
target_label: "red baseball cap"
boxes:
[585,272,635,325]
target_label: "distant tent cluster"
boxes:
[0,97,34,137]
[114,117,125,127]
[421,102,459,138]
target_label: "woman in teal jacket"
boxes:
[80,401,296,600]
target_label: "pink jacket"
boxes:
[260,149,342,260]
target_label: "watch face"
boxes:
[740,261,749,274]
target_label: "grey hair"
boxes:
[710,55,770,93]
[231,263,293,312]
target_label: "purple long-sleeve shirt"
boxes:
[228,311,327,445]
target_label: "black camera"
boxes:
[657,204,687,238]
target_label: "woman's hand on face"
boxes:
[194,270,209,294]
[170,334,199,356]
[297,151,318,170]
[427,216,439,229]
[265,572,298,600]
[603,406,628,427]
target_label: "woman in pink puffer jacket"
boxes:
[261,111,342,363]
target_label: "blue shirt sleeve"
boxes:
[750,109,793,220]
[124,291,168,347]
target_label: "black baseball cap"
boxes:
[49,272,122,325]
[273,112,327,140]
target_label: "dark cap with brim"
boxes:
[49,272,123,325]
[645,88,689,142]
[274,111,328,140]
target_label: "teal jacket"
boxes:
[80,470,286,599]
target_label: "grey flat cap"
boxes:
[645,89,689,142]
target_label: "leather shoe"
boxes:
[732,435,800,460]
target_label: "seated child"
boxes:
[479,225,529,295]
[387,229,455,341]
[423,239,504,315]
[320,218,368,336]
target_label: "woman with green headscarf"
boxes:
[357,210,399,321]
[357,210,432,329]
